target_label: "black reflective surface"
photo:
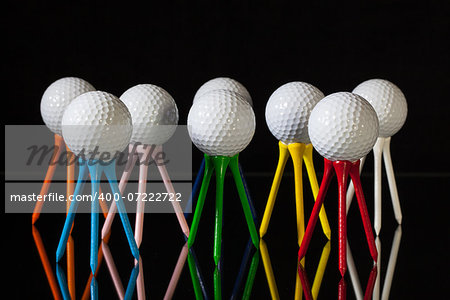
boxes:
[4,174,449,299]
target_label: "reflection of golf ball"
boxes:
[265,82,324,144]
[308,92,379,162]
[188,90,255,157]
[193,77,252,106]
[120,84,178,145]
[62,91,132,161]
[352,79,407,137]
[40,77,95,135]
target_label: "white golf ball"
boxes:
[120,84,178,146]
[265,82,324,144]
[193,77,252,106]
[40,77,95,135]
[188,89,255,157]
[353,79,407,137]
[308,92,379,162]
[61,91,132,161]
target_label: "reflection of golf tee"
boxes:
[102,241,124,299]
[347,241,379,300]
[298,159,377,276]
[261,239,330,300]
[346,137,403,235]
[299,260,377,300]
[297,263,313,300]
[259,239,279,300]
[32,225,62,300]
[59,251,131,300]
[187,246,209,299]
[102,240,141,300]
[347,240,363,300]
[52,213,110,300]
[188,237,258,299]
[164,243,189,300]
[301,241,331,299]
[260,142,331,246]
[231,237,259,300]
[348,226,402,300]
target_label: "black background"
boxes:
[4,0,450,299]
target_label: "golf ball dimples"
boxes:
[188,90,255,157]
[353,79,407,137]
[61,91,132,161]
[120,84,178,145]
[193,77,252,106]
[265,82,324,144]
[40,77,95,135]
[308,92,379,162]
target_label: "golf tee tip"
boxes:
[339,267,347,277]
[255,242,260,250]
[324,229,331,240]
[259,228,267,238]
[31,213,39,224]
[375,224,381,236]
[132,250,140,262]
[252,238,260,250]
[214,254,220,266]
[56,250,63,263]
[90,262,97,275]
[372,252,378,263]
[396,215,402,224]
[100,228,108,240]
[135,238,142,250]
[298,248,306,261]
